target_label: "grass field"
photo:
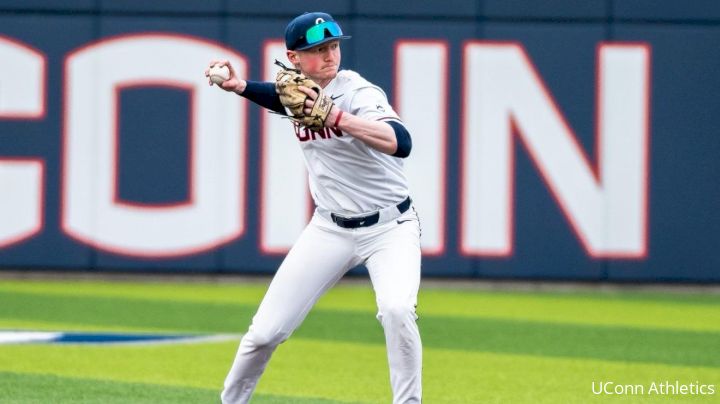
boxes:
[0,276,718,403]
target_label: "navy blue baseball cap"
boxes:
[285,12,351,51]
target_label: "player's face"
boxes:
[289,40,341,86]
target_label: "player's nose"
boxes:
[323,49,337,62]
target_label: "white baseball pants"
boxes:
[221,208,422,404]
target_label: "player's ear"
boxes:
[286,50,298,64]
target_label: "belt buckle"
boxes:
[330,212,377,228]
[331,213,353,228]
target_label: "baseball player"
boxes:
[206,11,421,404]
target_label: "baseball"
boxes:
[209,64,230,85]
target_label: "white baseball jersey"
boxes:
[292,70,409,216]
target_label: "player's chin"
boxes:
[317,70,338,81]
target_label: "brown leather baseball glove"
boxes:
[274,60,334,131]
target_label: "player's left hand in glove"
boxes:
[274,60,334,132]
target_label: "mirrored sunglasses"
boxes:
[305,21,344,45]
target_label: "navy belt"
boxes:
[331,196,412,229]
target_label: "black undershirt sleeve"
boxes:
[241,81,286,115]
[386,121,412,158]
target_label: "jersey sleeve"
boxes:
[348,86,401,123]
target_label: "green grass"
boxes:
[0,372,348,403]
[0,278,718,403]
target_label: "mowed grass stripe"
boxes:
[1,280,719,332]
[0,372,353,404]
[0,371,218,404]
[300,311,720,368]
[1,340,718,404]
[1,291,718,367]
[3,279,719,306]
[419,289,720,332]
[0,279,269,305]
[0,342,379,403]
[0,291,255,333]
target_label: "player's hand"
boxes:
[298,85,339,127]
[205,59,246,94]
[298,86,317,115]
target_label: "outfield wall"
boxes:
[0,1,718,281]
